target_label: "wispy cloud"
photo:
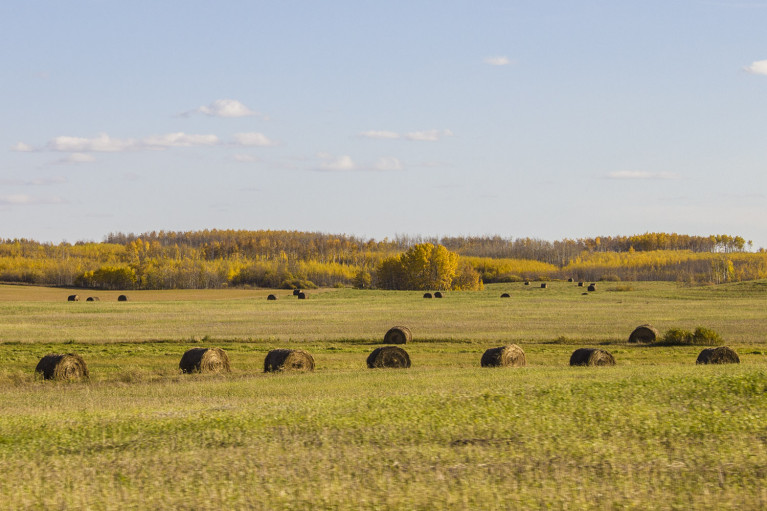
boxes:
[232,132,276,147]
[23,132,221,153]
[483,56,512,66]
[318,153,357,171]
[10,142,36,152]
[0,194,65,205]
[605,170,678,180]
[232,154,260,163]
[47,134,136,152]
[374,157,403,171]
[51,153,96,165]
[142,132,219,149]
[360,129,453,142]
[181,99,267,119]
[0,176,67,186]
[744,59,767,75]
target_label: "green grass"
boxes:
[1,282,766,509]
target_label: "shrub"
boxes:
[692,327,723,345]
[656,327,723,346]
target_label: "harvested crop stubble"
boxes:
[481,344,526,367]
[179,347,231,374]
[696,346,740,365]
[569,348,615,366]
[384,326,412,344]
[35,353,89,380]
[264,349,315,372]
[629,324,660,343]
[367,346,411,369]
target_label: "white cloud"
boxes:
[374,157,403,171]
[52,153,96,165]
[483,56,511,66]
[233,154,260,163]
[41,132,219,152]
[0,177,67,186]
[142,132,219,149]
[187,99,266,118]
[232,132,276,147]
[318,153,356,171]
[361,129,453,142]
[405,129,453,142]
[606,170,678,180]
[47,134,136,152]
[360,130,401,139]
[0,194,64,205]
[11,142,36,152]
[744,59,767,75]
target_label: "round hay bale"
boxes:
[384,326,412,345]
[86,296,99,302]
[423,292,432,299]
[367,346,411,369]
[67,294,79,302]
[587,284,596,292]
[292,289,301,296]
[524,281,530,286]
[500,293,510,298]
[267,294,277,300]
[696,346,740,365]
[297,292,306,299]
[117,295,128,301]
[481,344,526,368]
[179,347,231,374]
[541,283,548,289]
[578,282,584,287]
[35,353,89,380]
[264,349,315,372]
[434,291,443,298]
[568,278,574,282]
[628,324,660,343]
[569,348,615,367]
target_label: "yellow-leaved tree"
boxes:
[374,243,481,290]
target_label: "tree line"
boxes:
[0,230,761,290]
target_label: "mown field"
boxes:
[0,281,765,509]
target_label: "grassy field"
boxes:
[0,281,766,509]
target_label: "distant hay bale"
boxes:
[578,282,584,287]
[500,293,510,298]
[67,294,79,302]
[568,278,574,282]
[117,295,128,301]
[384,326,412,345]
[86,296,99,302]
[35,353,89,381]
[629,324,660,343]
[179,347,231,374]
[587,284,596,292]
[292,289,301,296]
[569,348,615,367]
[367,346,411,369]
[423,292,433,299]
[434,291,443,298]
[267,294,277,300]
[541,283,548,289]
[264,349,315,372]
[481,344,526,368]
[297,292,307,299]
[696,346,740,365]
[524,281,530,286]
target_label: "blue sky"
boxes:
[2,1,766,247]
